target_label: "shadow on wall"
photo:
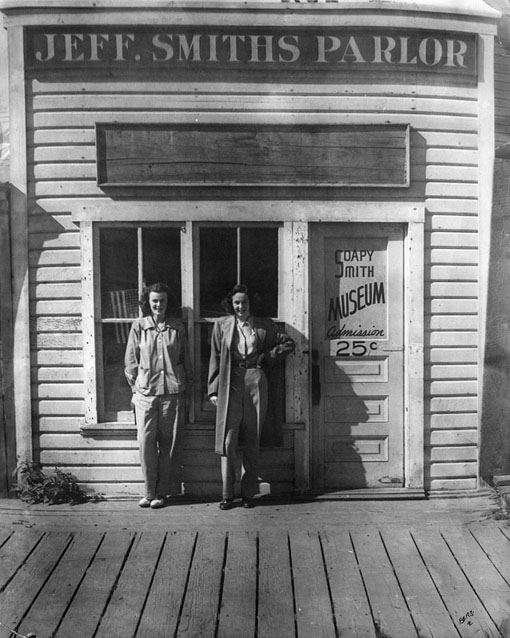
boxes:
[0,184,75,496]
[481,153,510,480]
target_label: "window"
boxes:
[92,222,280,424]
[196,225,279,418]
[199,227,278,317]
[98,225,182,421]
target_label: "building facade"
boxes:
[0,0,501,498]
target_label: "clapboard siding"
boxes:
[34,367,84,383]
[38,433,296,496]
[429,413,478,429]
[28,215,79,233]
[427,218,478,232]
[32,179,479,199]
[39,448,294,469]
[32,112,479,133]
[495,39,510,147]
[30,266,82,283]
[29,249,81,266]
[32,334,83,349]
[427,266,478,280]
[33,384,85,399]
[36,400,85,416]
[31,300,82,316]
[30,127,479,150]
[26,50,482,496]
[428,231,478,247]
[429,447,478,462]
[30,78,479,97]
[429,316,478,330]
[33,283,82,299]
[428,430,478,445]
[426,348,478,364]
[35,417,87,433]
[426,300,478,314]
[427,365,478,380]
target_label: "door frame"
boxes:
[308,215,425,493]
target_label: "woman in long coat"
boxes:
[208,284,294,509]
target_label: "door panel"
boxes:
[311,223,405,490]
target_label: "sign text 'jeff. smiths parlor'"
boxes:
[26,27,477,74]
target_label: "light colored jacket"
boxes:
[125,316,193,395]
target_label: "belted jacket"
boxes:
[208,315,294,454]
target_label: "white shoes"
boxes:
[138,496,165,508]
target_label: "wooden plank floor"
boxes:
[1,521,510,638]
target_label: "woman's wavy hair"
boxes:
[221,284,262,315]
[139,282,180,318]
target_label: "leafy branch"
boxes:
[12,461,103,505]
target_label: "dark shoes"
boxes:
[219,498,234,510]
[219,498,255,510]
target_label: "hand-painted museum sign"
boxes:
[26,27,476,75]
[325,238,388,342]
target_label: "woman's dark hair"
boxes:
[139,282,180,318]
[221,284,261,315]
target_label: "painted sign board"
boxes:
[26,27,477,76]
[324,236,389,356]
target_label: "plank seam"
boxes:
[439,531,502,637]
[213,532,230,638]
[93,531,137,638]
[408,531,463,638]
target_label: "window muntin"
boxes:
[199,226,278,318]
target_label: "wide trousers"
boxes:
[133,392,185,499]
[222,367,268,499]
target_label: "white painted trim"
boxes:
[281,222,310,492]
[0,5,498,35]
[405,220,425,490]
[0,0,501,20]
[81,221,98,424]
[8,26,32,465]
[73,200,425,224]
[181,221,196,423]
[477,33,495,485]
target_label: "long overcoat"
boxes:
[208,315,294,455]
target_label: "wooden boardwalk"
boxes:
[0,497,510,638]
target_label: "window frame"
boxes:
[81,220,283,427]
[192,221,283,423]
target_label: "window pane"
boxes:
[100,228,138,319]
[200,227,237,317]
[143,228,182,312]
[240,228,278,317]
[102,323,133,418]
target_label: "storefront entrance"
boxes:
[311,223,405,491]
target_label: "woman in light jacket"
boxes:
[208,284,294,510]
[125,283,193,509]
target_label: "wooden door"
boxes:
[311,223,405,490]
